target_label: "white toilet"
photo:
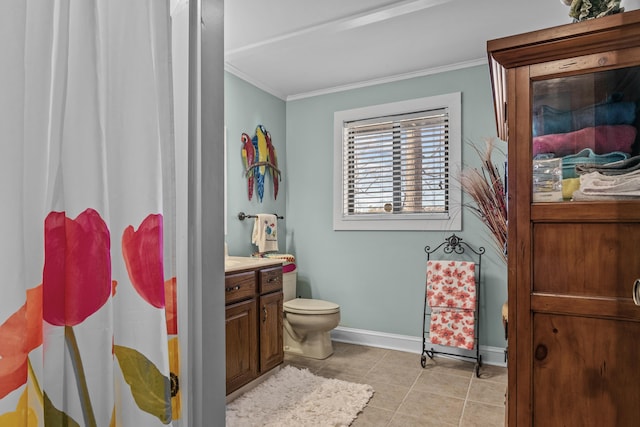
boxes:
[282,269,340,359]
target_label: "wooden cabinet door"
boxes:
[533,313,640,426]
[259,291,283,373]
[530,220,640,426]
[225,298,257,394]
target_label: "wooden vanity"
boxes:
[224,257,284,395]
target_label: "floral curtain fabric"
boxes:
[0,1,179,425]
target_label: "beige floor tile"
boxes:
[397,389,464,425]
[321,357,373,379]
[412,370,471,399]
[388,412,456,427]
[467,377,507,407]
[477,364,507,384]
[332,340,355,354]
[316,364,367,383]
[364,380,411,412]
[378,349,421,368]
[460,401,505,427]
[421,354,476,378]
[351,405,394,427]
[338,342,389,361]
[365,363,422,388]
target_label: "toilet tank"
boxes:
[283,270,297,302]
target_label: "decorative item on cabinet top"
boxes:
[241,124,281,202]
[560,0,624,21]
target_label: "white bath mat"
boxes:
[226,365,374,426]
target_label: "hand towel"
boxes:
[426,260,476,310]
[429,307,475,350]
[251,214,278,253]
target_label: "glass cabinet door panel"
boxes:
[531,66,640,202]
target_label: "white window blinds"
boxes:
[333,92,461,231]
[342,108,449,216]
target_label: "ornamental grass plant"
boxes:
[459,137,508,263]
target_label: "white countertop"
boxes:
[224,256,283,273]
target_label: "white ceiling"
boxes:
[224,0,577,100]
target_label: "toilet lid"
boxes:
[284,298,340,315]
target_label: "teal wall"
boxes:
[224,72,287,256]
[225,65,508,349]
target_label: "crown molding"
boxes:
[286,57,487,101]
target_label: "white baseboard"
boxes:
[331,326,507,367]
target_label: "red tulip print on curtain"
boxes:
[42,208,113,426]
[122,214,165,309]
[118,214,172,423]
[43,209,112,326]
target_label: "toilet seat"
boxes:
[284,298,340,315]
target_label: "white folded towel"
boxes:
[572,170,640,200]
[252,214,278,253]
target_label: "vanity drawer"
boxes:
[259,266,283,294]
[225,271,256,304]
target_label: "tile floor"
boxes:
[283,342,506,427]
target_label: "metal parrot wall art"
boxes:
[241,125,281,202]
[265,130,279,199]
[241,132,255,200]
[252,125,268,202]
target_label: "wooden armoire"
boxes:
[488,10,640,427]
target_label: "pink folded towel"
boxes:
[426,260,476,310]
[429,307,475,350]
[532,125,636,157]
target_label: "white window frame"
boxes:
[333,92,461,231]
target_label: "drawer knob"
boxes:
[225,285,241,292]
[633,279,640,306]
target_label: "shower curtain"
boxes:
[0,1,180,426]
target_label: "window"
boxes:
[333,93,461,231]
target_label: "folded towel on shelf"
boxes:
[532,97,636,137]
[572,170,640,200]
[251,214,278,253]
[561,148,629,179]
[426,260,476,310]
[575,154,640,176]
[429,307,475,350]
[532,125,637,157]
